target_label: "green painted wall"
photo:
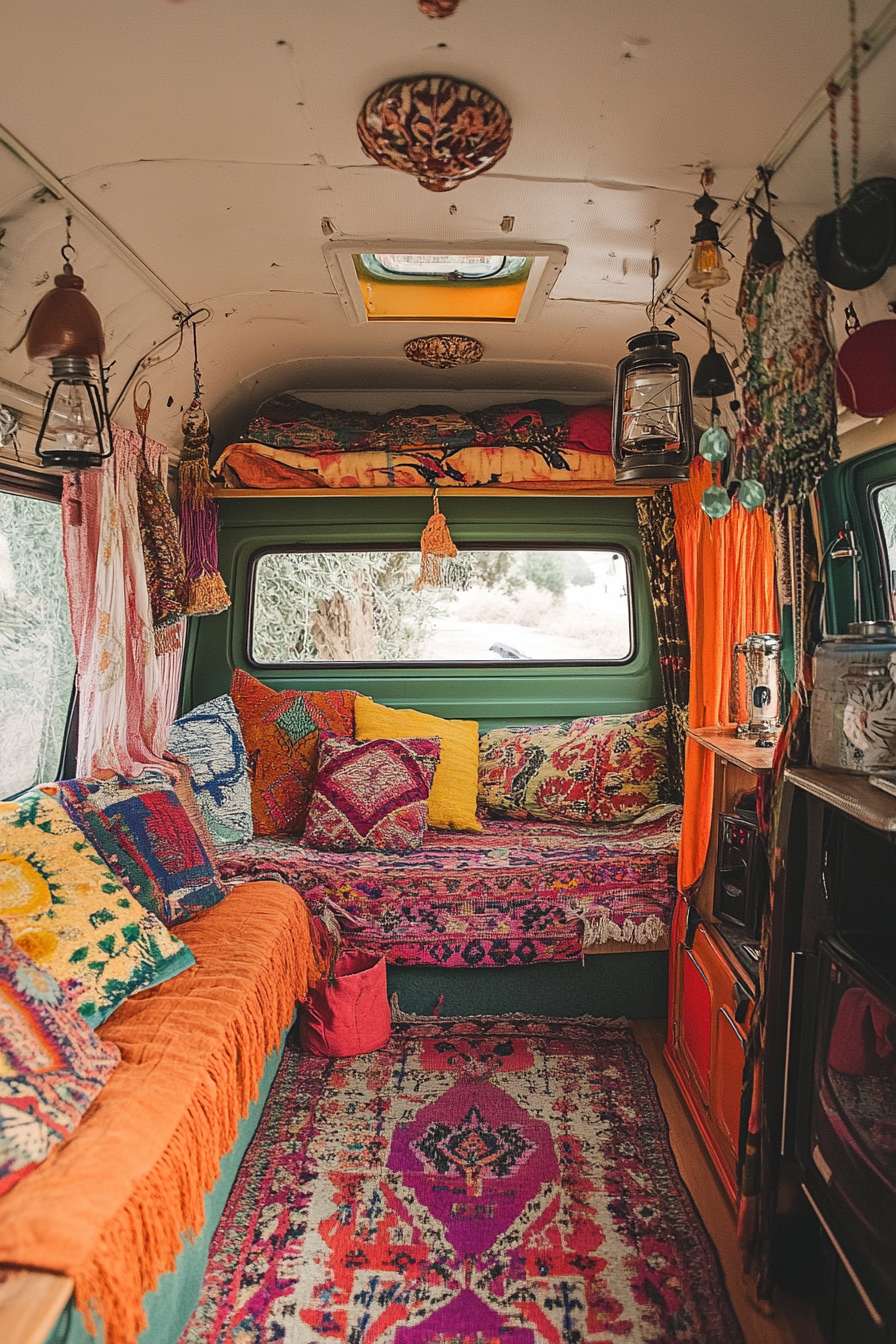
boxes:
[816,441,896,631]
[183,494,663,727]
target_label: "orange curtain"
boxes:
[672,459,778,892]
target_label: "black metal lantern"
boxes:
[25,225,113,473]
[611,329,695,483]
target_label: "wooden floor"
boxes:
[632,1019,824,1344]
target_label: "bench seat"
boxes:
[217,806,682,968]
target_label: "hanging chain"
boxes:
[827,0,860,208]
[192,321,203,402]
[647,219,660,327]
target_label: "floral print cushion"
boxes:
[303,737,441,854]
[477,707,669,826]
[0,923,120,1194]
[230,670,357,836]
[166,695,253,845]
[0,791,195,1025]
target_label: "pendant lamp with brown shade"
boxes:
[25,217,113,472]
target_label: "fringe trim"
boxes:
[580,913,667,949]
[73,893,326,1344]
[389,998,632,1027]
[184,571,231,617]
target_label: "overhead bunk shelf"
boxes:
[212,482,663,498]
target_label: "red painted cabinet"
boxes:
[667,903,755,1200]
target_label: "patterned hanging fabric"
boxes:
[736,232,839,509]
[178,325,230,616]
[133,383,188,655]
[636,487,690,799]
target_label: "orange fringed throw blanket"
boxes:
[0,881,326,1344]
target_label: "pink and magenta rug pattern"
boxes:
[181,1018,743,1343]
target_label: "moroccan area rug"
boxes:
[180,1018,744,1343]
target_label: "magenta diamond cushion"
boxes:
[303,737,441,854]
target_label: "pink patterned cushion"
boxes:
[303,738,441,854]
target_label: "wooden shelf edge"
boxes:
[0,1269,73,1344]
[687,725,778,775]
[212,484,662,499]
[785,766,896,832]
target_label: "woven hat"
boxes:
[836,319,896,417]
[815,177,896,290]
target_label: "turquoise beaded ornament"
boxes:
[738,477,766,511]
[698,423,730,463]
[701,484,731,519]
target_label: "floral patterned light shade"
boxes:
[404,334,484,368]
[357,76,512,192]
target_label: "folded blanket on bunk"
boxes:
[216,397,614,491]
[216,808,682,967]
[0,881,326,1344]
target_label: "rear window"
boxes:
[250,546,633,666]
[0,493,76,798]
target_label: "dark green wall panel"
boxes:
[183,494,663,727]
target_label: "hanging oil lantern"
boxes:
[611,329,695,483]
[25,218,113,472]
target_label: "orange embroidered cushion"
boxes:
[230,670,357,836]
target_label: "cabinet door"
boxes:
[680,947,712,1102]
[713,1006,749,1162]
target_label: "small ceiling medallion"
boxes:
[357,75,512,192]
[418,0,460,14]
[404,334,484,368]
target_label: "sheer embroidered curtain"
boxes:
[62,426,182,777]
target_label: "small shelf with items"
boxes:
[665,726,777,1201]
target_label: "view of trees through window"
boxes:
[252,548,631,664]
[0,493,76,798]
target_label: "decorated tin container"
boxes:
[810,621,896,772]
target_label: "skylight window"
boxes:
[324,241,568,325]
[370,254,520,279]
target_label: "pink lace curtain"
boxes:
[62,426,183,777]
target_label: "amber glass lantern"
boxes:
[611,329,695,483]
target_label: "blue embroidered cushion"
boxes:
[166,695,253,845]
[52,770,228,927]
[0,923,120,1194]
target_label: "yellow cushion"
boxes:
[354,699,482,832]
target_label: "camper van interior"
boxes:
[2,2,896,1342]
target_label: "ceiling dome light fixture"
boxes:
[686,169,731,291]
[418,0,461,14]
[24,216,113,473]
[404,334,484,368]
[357,75,512,192]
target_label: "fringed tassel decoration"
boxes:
[178,324,230,616]
[414,489,459,590]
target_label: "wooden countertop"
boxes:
[785,766,896,832]
[687,725,778,774]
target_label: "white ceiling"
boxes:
[1,0,895,459]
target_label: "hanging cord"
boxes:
[826,0,860,208]
[646,219,661,327]
[110,307,211,418]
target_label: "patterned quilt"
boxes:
[215,397,613,492]
[216,807,681,967]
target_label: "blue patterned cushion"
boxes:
[167,695,253,845]
[0,923,120,1194]
[53,771,227,927]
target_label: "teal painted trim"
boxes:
[43,1029,289,1344]
[387,955,669,1019]
[817,441,896,631]
[184,495,663,725]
